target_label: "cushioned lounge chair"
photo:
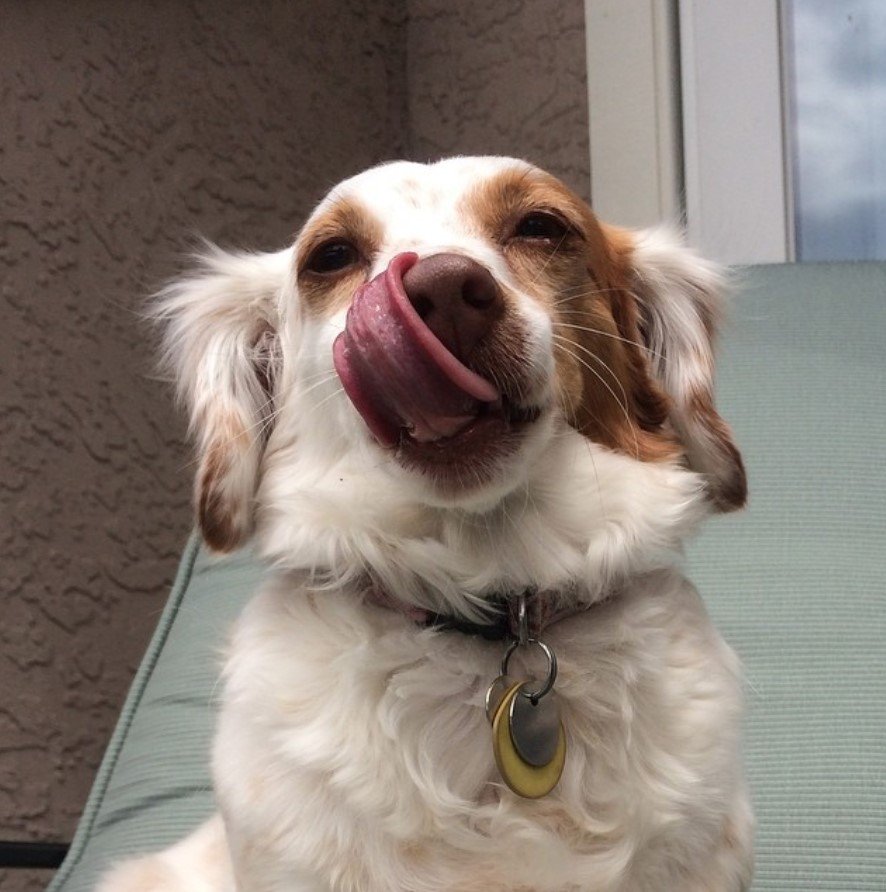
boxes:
[45,263,886,891]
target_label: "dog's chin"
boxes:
[387,400,549,508]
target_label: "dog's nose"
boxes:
[401,253,502,361]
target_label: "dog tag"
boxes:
[491,682,566,799]
[508,687,561,767]
[485,674,515,722]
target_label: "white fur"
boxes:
[100,158,752,891]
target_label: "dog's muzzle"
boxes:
[332,252,501,446]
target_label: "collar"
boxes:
[364,585,586,641]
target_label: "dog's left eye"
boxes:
[512,212,569,242]
[305,239,360,274]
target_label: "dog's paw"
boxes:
[96,855,181,892]
[96,816,230,892]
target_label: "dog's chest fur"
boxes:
[213,566,743,892]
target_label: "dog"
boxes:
[100,156,753,891]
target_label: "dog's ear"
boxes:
[605,226,747,512]
[154,246,289,551]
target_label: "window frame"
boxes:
[585,0,794,264]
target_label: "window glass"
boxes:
[785,0,886,260]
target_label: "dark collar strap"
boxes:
[365,585,587,640]
[422,600,513,640]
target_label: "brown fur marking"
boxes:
[687,388,748,511]
[296,195,382,316]
[197,416,253,552]
[464,168,681,463]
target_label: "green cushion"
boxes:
[47,542,263,892]
[689,262,886,889]
[50,263,886,891]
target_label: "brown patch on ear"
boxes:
[197,442,237,552]
[686,389,748,511]
[602,223,747,511]
[605,286,674,433]
[195,417,255,553]
[556,292,681,464]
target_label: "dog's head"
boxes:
[158,158,744,602]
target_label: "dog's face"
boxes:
[296,158,666,498]
[159,157,745,587]
[304,159,559,496]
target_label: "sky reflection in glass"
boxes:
[785,0,886,260]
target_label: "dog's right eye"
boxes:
[512,212,570,242]
[305,239,360,274]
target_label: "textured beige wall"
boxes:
[0,1,586,888]
[0,2,407,888]
[407,0,590,201]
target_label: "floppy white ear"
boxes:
[154,246,290,550]
[626,228,747,511]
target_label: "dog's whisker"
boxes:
[298,364,348,383]
[553,318,664,360]
[296,372,342,399]
[550,285,624,304]
[299,385,345,421]
[552,334,630,409]
[552,334,640,460]
[527,231,569,287]
[499,484,575,587]
[549,362,607,518]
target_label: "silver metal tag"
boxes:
[508,684,561,767]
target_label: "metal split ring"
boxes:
[500,637,558,703]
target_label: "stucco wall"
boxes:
[407,0,590,201]
[0,2,407,888]
[0,1,587,888]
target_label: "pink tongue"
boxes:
[333,253,499,446]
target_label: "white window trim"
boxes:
[679,0,792,264]
[586,0,682,230]
[586,0,793,265]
